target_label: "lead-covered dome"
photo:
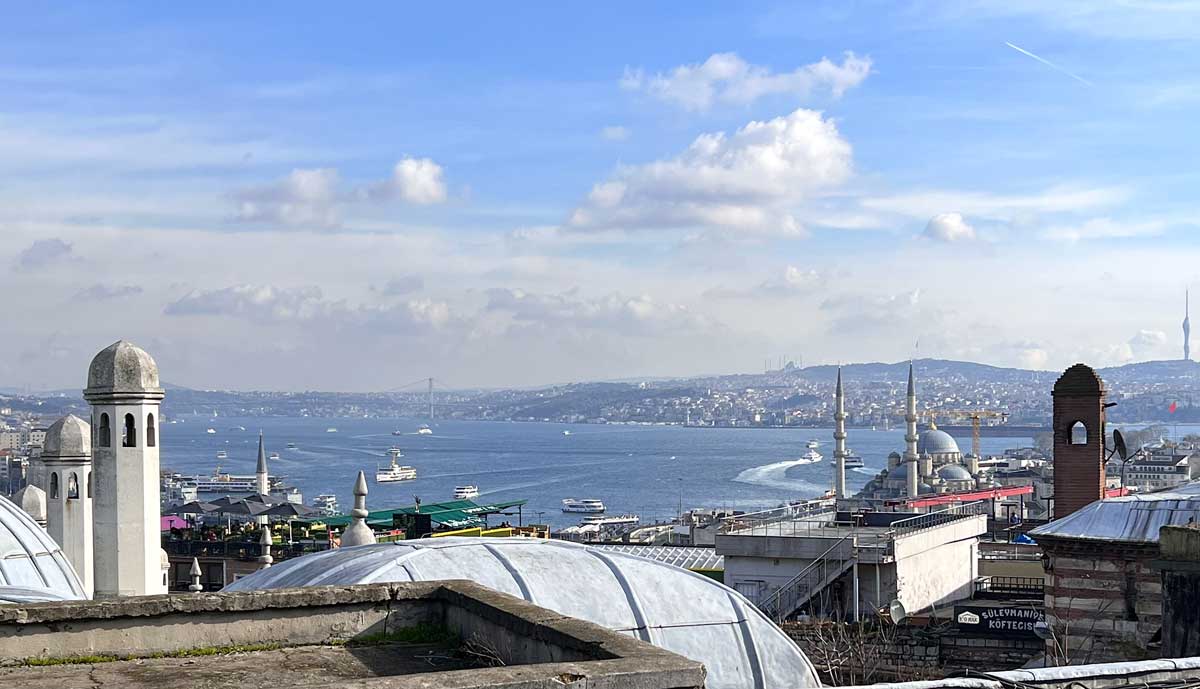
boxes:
[42,414,90,458]
[0,495,87,602]
[227,537,819,689]
[918,428,960,457]
[84,340,161,395]
[937,464,973,481]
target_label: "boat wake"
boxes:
[733,458,826,493]
[852,467,875,475]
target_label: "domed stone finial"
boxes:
[257,528,274,569]
[188,557,203,592]
[83,340,164,401]
[11,484,47,526]
[340,471,376,547]
[43,414,91,459]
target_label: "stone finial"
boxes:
[12,484,47,526]
[340,470,377,547]
[188,557,203,592]
[257,528,274,569]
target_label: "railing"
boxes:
[717,498,837,536]
[163,539,330,560]
[889,500,989,536]
[973,575,1044,599]
[757,534,855,623]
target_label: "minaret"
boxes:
[1184,289,1191,361]
[41,414,94,597]
[255,431,270,525]
[833,367,848,500]
[340,471,377,547]
[83,340,167,597]
[904,362,920,499]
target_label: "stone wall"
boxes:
[1155,524,1200,658]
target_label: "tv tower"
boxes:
[1185,289,1191,362]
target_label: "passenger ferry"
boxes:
[453,485,479,500]
[581,514,639,527]
[286,442,298,449]
[806,439,821,449]
[843,450,865,469]
[416,425,433,435]
[325,427,338,433]
[269,452,280,461]
[206,428,216,434]
[562,498,606,513]
[798,449,823,464]
[312,494,339,516]
[376,448,417,483]
[215,450,228,460]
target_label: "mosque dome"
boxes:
[226,537,819,689]
[937,464,973,482]
[918,482,936,495]
[888,462,909,479]
[11,484,46,523]
[918,427,960,456]
[43,414,90,458]
[0,495,87,602]
[85,340,162,395]
[888,451,901,459]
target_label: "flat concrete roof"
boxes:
[0,642,481,689]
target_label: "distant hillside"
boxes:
[792,358,1055,386]
[1098,359,1200,383]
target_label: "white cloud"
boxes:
[76,284,143,301]
[621,52,871,111]
[1041,217,1169,241]
[1129,329,1170,359]
[485,288,712,335]
[707,265,824,298]
[600,125,630,141]
[922,212,977,242]
[567,108,852,237]
[863,185,1128,221]
[373,275,424,297]
[232,168,340,227]
[365,157,447,205]
[15,238,73,270]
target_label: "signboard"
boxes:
[954,604,1044,637]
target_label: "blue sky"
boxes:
[5,2,1200,390]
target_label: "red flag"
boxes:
[1169,401,1178,414]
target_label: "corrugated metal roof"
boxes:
[1030,480,1200,543]
[301,499,528,530]
[0,495,87,602]
[590,543,724,571]
[226,536,816,689]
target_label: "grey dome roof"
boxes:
[11,485,46,523]
[0,495,87,602]
[42,414,90,459]
[918,428,960,456]
[85,340,161,395]
[889,462,910,479]
[226,537,819,689]
[937,464,973,481]
[919,482,935,494]
[888,451,901,459]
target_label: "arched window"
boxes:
[67,472,79,500]
[1070,420,1088,445]
[98,413,111,448]
[49,472,59,499]
[146,413,156,447]
[123,413,136,448]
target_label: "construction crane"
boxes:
[924,409,1009,458]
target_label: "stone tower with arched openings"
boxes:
[1052,363,1107,519]
[83,341,166,597]
[41,414,93,597]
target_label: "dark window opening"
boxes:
[49,472,59,499]
[146,413,156,447]
[123,413,136,448]
[98,413,111,448]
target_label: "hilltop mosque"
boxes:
[854,363,996,501]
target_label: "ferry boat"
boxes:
[286,442,297,449]
[325,427,338,433]
[453,485,479,500]
[562,430,571,436]
[843,450,865,469]
[215,450,228,460]
[269,452,280,461]
[206,428,216,434]
[799,449,823,464]
[562,498,606,513]
[581,514,638,527]
[416,425,433,435]
[391,430,405,436]
[312,494,339,516]
[806,439,821,449]
[376,448,417,483]
[229,426,246,431]
[192,472,258,493]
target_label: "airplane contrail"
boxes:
[1005,41,1093,87]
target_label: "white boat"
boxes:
[286,442,297,449]
[376,448,417,483]
[215,450,228,459]
[806,439,821,449]
[206,428,216,434]
[229,426,246,431]
[325,427,338,433]
[392,430,404,436]
[844,450,864,469]
[269,452,280,461]
[562,498,606,513]
[799,449,823,464]
[417,425,433,435]
[312,494,339,517]
[581,514,639,527]
[562,430,571,436]
[453,485,479,500]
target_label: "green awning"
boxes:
[299,499,527,530]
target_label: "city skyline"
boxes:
[6,3,1200,391]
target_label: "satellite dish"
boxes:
[888,599,907,625]
[1113,429,1128,461]
[1032,620,1051,640]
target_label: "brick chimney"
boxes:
[1051,363,1107,519]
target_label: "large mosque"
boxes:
[849,363,997,501]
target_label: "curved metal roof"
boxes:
[0,495,87,601]
[1031,480,1200,543]
[590,543,724,571]
[226,537,818,689]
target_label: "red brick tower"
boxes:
[1051,363,1107,519]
